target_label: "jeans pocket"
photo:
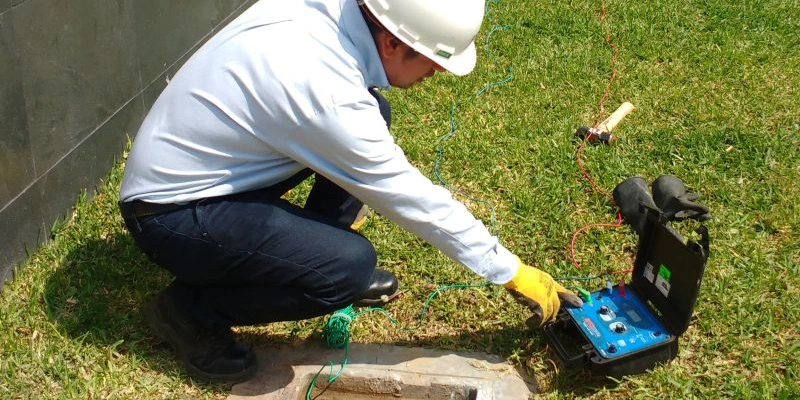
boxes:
[193,199,218,244]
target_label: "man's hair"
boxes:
[358,3,420,59]
[358,3,383,37]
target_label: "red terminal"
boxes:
[618,278,626,297]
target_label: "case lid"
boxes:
[630,207,709,335]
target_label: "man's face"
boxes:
[378,35,446,88]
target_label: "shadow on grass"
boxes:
[42,233,614,397]
[41,233,195,381]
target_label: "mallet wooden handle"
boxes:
[597,102,635,133]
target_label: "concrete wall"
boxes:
[0,0,256,288]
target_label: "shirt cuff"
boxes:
[479,243,519,284]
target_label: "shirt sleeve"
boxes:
[268,92,518,284]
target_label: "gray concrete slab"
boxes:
[228,341,535,400]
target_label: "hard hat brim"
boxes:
[433,41,477,77]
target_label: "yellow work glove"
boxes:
[504,257,583,327]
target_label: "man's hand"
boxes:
[504,257,583,327]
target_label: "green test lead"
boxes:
[577,287,592,305]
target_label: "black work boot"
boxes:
[354,269,400,306]
[144,286,257,384]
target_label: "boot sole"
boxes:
[353,289,402,307]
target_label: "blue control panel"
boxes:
[566,288,671,359]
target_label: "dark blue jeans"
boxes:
[122,88,391,328]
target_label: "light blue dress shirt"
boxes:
[120,0,517,283]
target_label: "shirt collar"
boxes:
[339,0,390,89]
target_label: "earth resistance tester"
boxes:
[543,208,709,378]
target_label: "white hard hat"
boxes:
[359,0,485,76]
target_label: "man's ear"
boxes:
[375,31,404,60]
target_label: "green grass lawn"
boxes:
[1,0,798,399]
